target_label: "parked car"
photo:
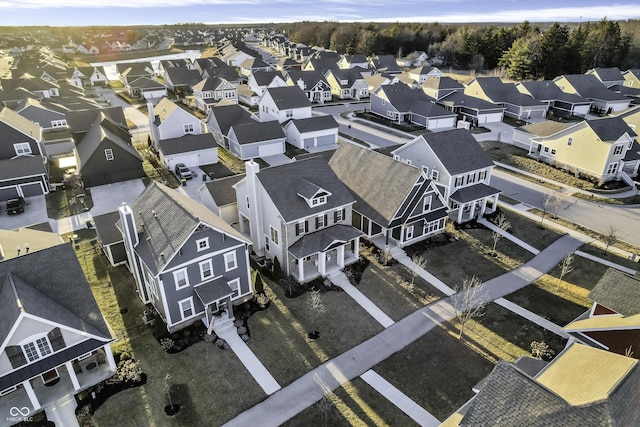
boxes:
[174,163,193,180]
[7,197,25,215]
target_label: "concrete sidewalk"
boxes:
[214,322,281,395]
[329,271,394,328]
[44,395,79,427]
[361,370,440,427]
[224,235,583,427]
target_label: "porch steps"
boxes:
[45,395,79,427]
[213,322,281,395]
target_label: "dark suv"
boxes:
[7,197,25,215]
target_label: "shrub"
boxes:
[256,293,269,307]
[272,257,283,281]
[254,271,264,294]
[160,338,175,351]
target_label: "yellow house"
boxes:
[612,104,640,132]
[517,116,637,180]
[622,69,640,88]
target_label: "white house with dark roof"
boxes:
[125,77,167,103]
[0,244,116,422]
[329,143,449,247]
[284,70,332,104]
[157,133,218,169]
[390,129,500,223]
[206,104,255,149]
[149,97,206,151]
[198,174,245,226]
[192,77,238,113]
[235,158,362,283]
[284,115,339,150]
[258,86,312,123]
[324,68,370,100]
[118,182,253,333]
[228,121,285,160]
[247,70,288,97]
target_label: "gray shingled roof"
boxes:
[329,143,424,226]
[285,70,329,89]
[206,104,254,136]
[471,77,545,107]
[75,113,142,166]
[590,67,624,83]
[287,115,338,133]
[589,268,640,316]
[422,128,495,175]
[66,106,127,134]
[165,67,201,87]
[288,224,363,258]
[158,133,216,155]
[93,211,123,246]
[230,120,285,144]
[376,84,453,118]
[125,182,249,274]
[264,86,311,110]
[203,174,244,207]
[450,183,501,203]
[587,117,636,142]
[0,155,47,181]
[251,70,285,86]
[128,76,166,90]
[256,156,355,223]
[519,80,591,105]
[422,76,464,92]
[0,244,112,342]
[193,76,226,92]
[194,277,233,305]
[557,74,628,101]
[438,91,505,111]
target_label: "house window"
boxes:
[270,226,279,245]
[178,297,194,320]
[51,119,67,127]
[145,269,158,299]
[285,110,293,118]
[431,170,439,181]
[454,176,464,187]
[105,149,114,161]
[246,196,250,209]
[224,91,235,98]
[567,137,573,146]
[311,195,327,206]
[479,170,487,180]
[196,238,209,251]
[264,235,270,252]
[425,220,440,234]
[199,260,213,280]
[381,100,386,106]
[467,173,476,184]
[228,278,240,298]
[543,146,550,153]
[422,166,429,175]
[224,251,237,271]
[613,145,624,156]
[22,336,52,362]
[606,163,619,175]
[184,123,195,133]
[295,220,308,236]
[405,225,414,240]
[334,209,344,222]
[174,269,189,290]
[423,195,432,211]
[316,214,326,228]
[551,149,556,155]
[13,143,31,156]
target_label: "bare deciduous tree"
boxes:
[491,213,511,255]
[308,289,327,322]
[540,192,562,226]
[451,275,489,340]
[314,374,336,427]
[603,225,619,255]
[410,254,427,287]
[557,253,575,291]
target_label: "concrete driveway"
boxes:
[0,196,48,230]
[262,154,291,166]
[473,122,515,142]
[89,179,146,216]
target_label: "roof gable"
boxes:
[419,129,495,174]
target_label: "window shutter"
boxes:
[315,217,320,228]
[334,211,338,222]
[323,214,328,226]
[48,327,66,352]
[295,223,300,236]
[304,220,308,233]
[6,345,27,368]
[342,208,346,220]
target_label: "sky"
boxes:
[0,0,638,27]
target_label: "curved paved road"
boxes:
[224,234,584,427]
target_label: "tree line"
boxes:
[282,19,639,80]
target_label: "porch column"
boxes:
[23,380,41,411]
[318,252,326,276]
[337,245,345,268]
[226,298,235,321]
[480,198,488,217]
[298,259,304,282]
[239,214,246,234]
[491,194,499,213]
[353,237,360,259]
[457,204,464,223]
[65,361,81,391]
[104,344,117,372]
[469,201,477,219]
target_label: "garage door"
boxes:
[168,155,198,169]
[303,138,314,150]
[480,112,503,124]
[20,182,45,197]
[0,186,19,202]
[429,117,455,129]
[316,135,336,146]
[258,143,283,157]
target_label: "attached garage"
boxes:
[158,134,218,169]
[478,112,504,124]
[258,143,284,157]
[427,116,456,130]
[0,186,19,202]
[20,182,45,197]
[164,153,199,169]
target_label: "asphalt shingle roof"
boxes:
[93,211,123,246]
[288,225,363,258]
[231,120,285,144]
[203,174,245,207]
[206,104,254,136]
[264,86,311,110]
[589,268,640,316]
[288,115,338,133]
[586,116,636,142]
[158,133,216,155]
[421,128,495,175]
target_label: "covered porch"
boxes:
[194,278,235,335]
[288,225,362,283]
[450,184,501,223]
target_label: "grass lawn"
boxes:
[283,377,417,427]
[496,208,564,251]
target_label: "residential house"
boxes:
[465,77,548,120]
[437,92,505,126]
[235,158,362,283]
[324,68,369,100]
[193,77,238,114]
[516,80,593,118]
[14,98,68,131]
[125,77,167,103]
[116,62,154,85]
[337,55,369,70]
[0,107,49,201]
[421,76,464,100]
[553,74,631,114]
[396,51,429,68]
[369,55,402,75]
[388,129,500,223]
[284,70,332,104]
[284,115,339,150]
[0,244,116,421]
[149,97,206,150]
[370,84,457,130]
[239,57,272,80]
[275,57,301,72]
[0,226,63,261]
[364,73,399,94]
[228,121,286,160]
[198,174,245,226]
[441,343,640,426]
[513,117,638,181]
[247,70,288,98]
[565,268,640,358]
[1,77,60,99]
[329,143,449,248]
[622,69,640,89]
[68,66,108,88]
[408,66,442,83]
[158,133,218,169]
[586,67,625,88]
[258,86,312,123]
[118,182,253,333]
[163,66,201,95]
[206,103,255,149]
[93,211,127,267]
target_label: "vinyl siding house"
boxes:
[116,62,155,86]
[516,80,593,118]
[0,244,116,421]
[235,158,362,283]
[565,269,640,359]
[586,67,625,88]
[14,98,68,131]
[247,71,288,97]
[437,91,505,126]
[622,69,640,89]
[408,66,442,83]
[93,211,127,267]
[0,107,49,202]
[284,115,339,150]
[149,98,206,151]
[284,70,332,104]
[324,68,369,100]
[258,86,312,123]
[198,174,245,226]
[465,77,548,121]
[192,77,238,113]
[68,66,108,88]
[514,117,638,181]
[329,143,449,248]
[118,182,253,333]
[553,74,631,114]
[228,121,286,160]
[206,104,255,149]
[389,129,500,224]
[157,133,218,169]
[125,77,167,103]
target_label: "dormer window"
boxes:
[311,195,327,206]
[14,143,32,156]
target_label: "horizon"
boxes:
[0,1,639,27]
